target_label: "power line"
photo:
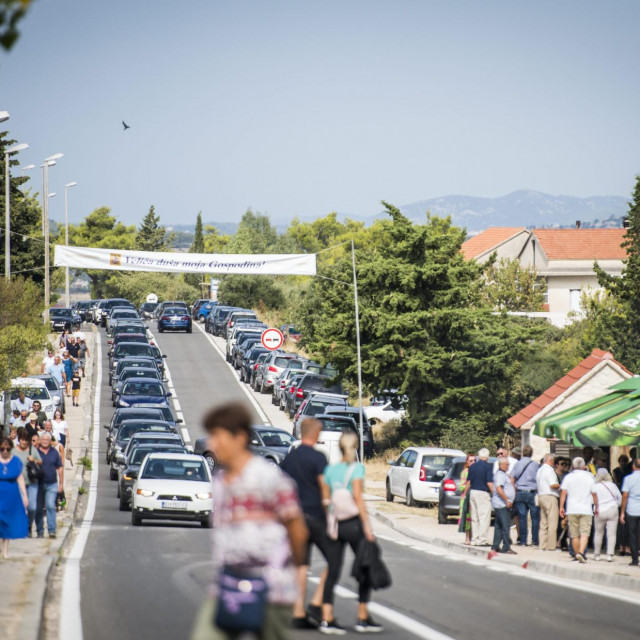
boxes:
[0,225,48,244]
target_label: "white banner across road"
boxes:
[54,245,316,276]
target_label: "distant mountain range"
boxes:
[164,190,629,241]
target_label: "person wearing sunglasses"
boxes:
[0,437,29,558]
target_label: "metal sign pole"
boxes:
[351,239,364,463]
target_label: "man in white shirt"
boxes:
[12,391,33,414]
[537,454,560,551]
[559,457,598,563]
[41,349,55,374]
[492,445,518,475]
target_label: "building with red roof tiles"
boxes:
[507,349,632,458]
[463,226,627,323]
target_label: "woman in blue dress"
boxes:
[0,437,29,559]
[62,351,74,397]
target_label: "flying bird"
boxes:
[122,120,131,130]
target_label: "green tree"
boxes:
[295,203,547,450]
[203,225,230,253]
[481,257,546,311]
[228,209,277,253]
[594,175,640,370]
[218,275,285,310]
[0,0,33,50]
[103,272,200,307]
[0,131,45,285]
[184,212,205,289]
[135,205,170,251]
[66,207,136,297]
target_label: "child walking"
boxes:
[71,370,81,407]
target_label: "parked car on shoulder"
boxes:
[292,392,349,438]
[386,447,466,507]
[254,352,299,395]
[49,307,82,331]
[289,373,344,419]
[323,405,376,458]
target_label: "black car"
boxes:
[139,302,159,319]
[211,306,241,336]
[110,342,157,379]
[108,419,178,479]
[100,298,135,327]
[290,373,343,418]
[110,356,161,386]
[72,300,93,321]
[111,367,164,405]
[116,443,188,511]
[108,333,149,357]
[110,323,148,341]
[49,307,82,331]
[233,338,262,370]
[104,407,167,459]
[239,346,269,382]
[194,425,296,474]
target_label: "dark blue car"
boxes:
[195,301,216,323]
[117,378,172,408]
[158,306,192,333]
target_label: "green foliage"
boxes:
[104,272,200,307]
[594,175,640,370]
[0,0,32,50]
[65,207,136,297]
[481,257,546,311]
[294,203,553,451]
[219,275,285,310]
[184,212,205,289]
[0,131,45,285]
[78,456,93,470]
[0,277,47,394]
[228,209,278,253]
[203,225,230,253]
[135,205,170,251]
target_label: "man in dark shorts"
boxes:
[280,418,330,629]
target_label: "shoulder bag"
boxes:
[26,446,43,483]
[215,567,268,633]
[327,463,360,540]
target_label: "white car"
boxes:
[131,452,213,527]
[1,378,59,426]
[386,447,465,506]
[365,402,406,424]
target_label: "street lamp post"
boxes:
[43,153,63,321]
[4,142,29,279]
[64,181,77,306]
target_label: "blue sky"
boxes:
[1,0,639,226]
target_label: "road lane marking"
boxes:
[181,427,191,443]
[59,332,102,640]
[194,323,271,425]
[308,578,457,640]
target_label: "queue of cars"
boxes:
[97,297,213,527]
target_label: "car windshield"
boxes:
[142,458,208,481]
[121,369,159,381]
[40,378,58,391]
[318,418,358,434]
[156,406,176,422]
[117,359,155,373]
[115,344,153,357]
[11,387,49,400]
[115,326,146,335]
[256,431,295,447]
[122,381,164,396]
[118,424,172,440]
[52,308,73,317]
[115,335,147,344]
[113,410,163,427]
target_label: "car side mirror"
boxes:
[250,439,260,445]
[387,459,396,466]
[166,392,172,397]
[176,418,183,424]
[162,355,168,358]
[115,453,125,464]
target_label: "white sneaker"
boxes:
[606,555,614,562]
[594,555,601,561]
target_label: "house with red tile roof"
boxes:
[507,349,632,458]
[462,227,626,323]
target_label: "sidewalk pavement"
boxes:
[364,481,640,592]
[0,329,96,640]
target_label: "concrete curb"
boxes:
[371,509,640,592]
[13,329,97,640]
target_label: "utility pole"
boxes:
[351,239,365,463]
[42,153,63,321]
[64,181,77,306]
[4,142,29,279]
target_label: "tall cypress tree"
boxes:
[184,212,205,289]
[135,205,167,251]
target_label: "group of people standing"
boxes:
[192,404,387,640]
[41,328,89,404]
[457,444,640,565]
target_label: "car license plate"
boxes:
[161,501,187,509]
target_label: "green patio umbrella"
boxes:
[533,377,640,446]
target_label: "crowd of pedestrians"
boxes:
[193,405,389,640]
[457,444,640,566]
[0,338,84,558]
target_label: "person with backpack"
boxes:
[320,432,382,635]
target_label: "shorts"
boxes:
[78,358,86,368]
[568,514,592,538]
[72,389,80,398]
[303,514,331,566]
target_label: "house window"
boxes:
[569,289,582,312]
[534,277,548,305]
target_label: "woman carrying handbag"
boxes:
[320,432,383,635]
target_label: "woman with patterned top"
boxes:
[191,402,308,640]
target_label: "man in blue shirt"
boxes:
[35,432,63,538]
[621,458,640,567]
[512,445,540,546]
[466,448,494,546]
[491,457,516,554]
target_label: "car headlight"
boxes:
[196,492,212,500]
[136,489,154,497]
[119,400,130,407]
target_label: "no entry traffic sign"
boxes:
[261,328,284,350]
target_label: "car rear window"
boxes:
[448,461,466,480]
[318,418,358,434]
[305,400,335,416]
[420,456,457,482]
[274,357,294,368]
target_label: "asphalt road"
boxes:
[76,325,639,640]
